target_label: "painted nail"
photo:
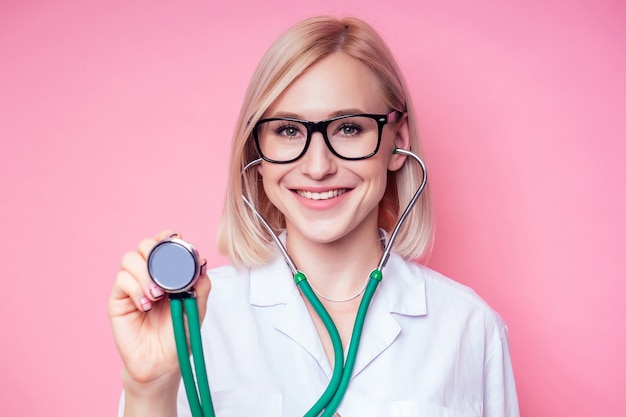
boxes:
[140,297,152,312]
[167,232,180,239]
[200,259,207,276]
[150,285,165,299]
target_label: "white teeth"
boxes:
[297,189,347,200]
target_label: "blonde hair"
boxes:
[217,16,433,266]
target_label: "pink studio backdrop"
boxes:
[1,1,624,416]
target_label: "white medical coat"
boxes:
[171,253,520,417]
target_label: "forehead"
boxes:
[266,52,387,118]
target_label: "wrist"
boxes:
[121,368,181,417]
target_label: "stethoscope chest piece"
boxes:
[147,238,200,293]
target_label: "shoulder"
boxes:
[204,264,251,301]
[423,263,499,310]
[392,255,508,333]
[204,258,295,306]
[206,264,249,280]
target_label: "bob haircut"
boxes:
[217,16,433,266]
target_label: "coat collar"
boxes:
[249,251,299,307]
[249,250,427,317]
[248,249,428,378]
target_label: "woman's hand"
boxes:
[108,230,211,414]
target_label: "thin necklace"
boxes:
[308,229,387,303]
[308,278,369,303]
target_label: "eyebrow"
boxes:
[266,108,367,120]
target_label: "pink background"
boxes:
[1,0,624,416]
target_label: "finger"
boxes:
[137,237,158,260]
[199,258,208,277]
[121,250,165,302]
[136,231,182,261]
[155,229,182,242]
[195,259,211,322]
[110,269,154,313]
[137,230,182,260]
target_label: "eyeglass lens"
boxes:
[256,115,381,162]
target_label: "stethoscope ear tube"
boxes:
[142,149,426,417]
[378,147,427,270]
[241,149,428,416]
[160,149,426,417]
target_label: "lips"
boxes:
[295,188,348,200]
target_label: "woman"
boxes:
[109,16,519,417]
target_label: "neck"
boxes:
[285,221,384,305]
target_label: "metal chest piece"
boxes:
[147,237,201,293]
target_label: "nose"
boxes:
[299,131,337,179]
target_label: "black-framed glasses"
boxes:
[253,110,403,164]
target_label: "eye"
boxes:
[281,126,298,136]
[336,123,363,137]
[275,123,304,139]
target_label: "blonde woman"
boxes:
[110,16,519,417]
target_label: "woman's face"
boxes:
[258,52,408,246]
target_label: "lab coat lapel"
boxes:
[274,291,333,378]
[348,291,401,379]
[249,254,333,378]
[248,251,427,381]
[349,255,427,379]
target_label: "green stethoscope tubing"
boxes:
[171,148,426,416]
[171,295,215,417]
[312,270,383,417]
[295,274,345,416]
[169,257,382,417]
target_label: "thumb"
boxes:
[194,258,211,323]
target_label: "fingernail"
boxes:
[167,233,180,239]
[200,259,207,276]
[140,297,152,312]
[150,285,165,299]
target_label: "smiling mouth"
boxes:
[296,189,348,200]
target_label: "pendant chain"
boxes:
[307,230,386,303]
[308,278,369,303]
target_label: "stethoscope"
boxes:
[147,148,427,417]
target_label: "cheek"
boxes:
[365,163,391,199]
[258,164,288,203]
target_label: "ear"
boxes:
[387,114,411,172]
[257,163,263,176]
